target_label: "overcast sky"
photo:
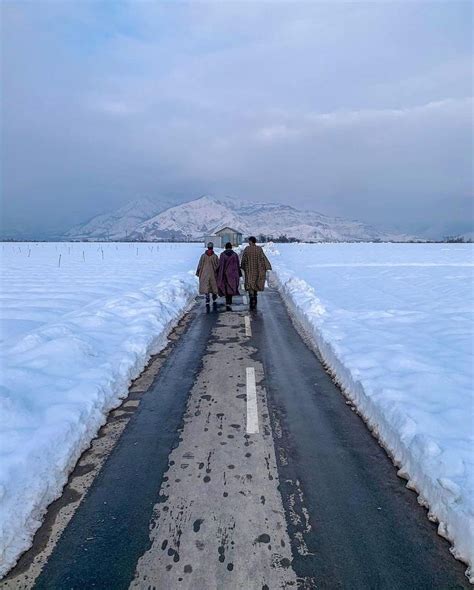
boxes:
[1,1,473,238]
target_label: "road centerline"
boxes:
[246,366,259,434]
[244,315,252,337]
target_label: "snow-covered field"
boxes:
[1,240,473,580]
[0,242,201,576]
[267,242,474,580]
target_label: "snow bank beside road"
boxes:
[267,242,474,581]
[0,242,201,577]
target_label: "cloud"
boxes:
[253,98,471,140]
[90,99,137,116]
[1,1,472,237]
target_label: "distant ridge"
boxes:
[66,195,415,242]
[65,197,171,240]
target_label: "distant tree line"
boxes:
[1,235,472,244]
[255,234,473,244]
[443,236,472,243]
[256,234,300,243]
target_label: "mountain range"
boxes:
[65,198,173,240]
[66,195,415,242]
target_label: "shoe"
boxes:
[226,305,232,311]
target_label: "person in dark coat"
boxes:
[196,242,219,307]
[217,242,242,310]
[240,236,272,310]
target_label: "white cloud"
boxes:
[90,99,137,116]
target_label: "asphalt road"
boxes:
[2,290,469,590]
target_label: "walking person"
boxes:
[196,242,219,308]
[240,236,272,310]
[217,242,242,311]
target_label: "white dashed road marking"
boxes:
[246,367,259,434]
[244,315,252,337]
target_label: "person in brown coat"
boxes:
[240,236,272,310]
[217,242,242,311]
[196,242,219,306]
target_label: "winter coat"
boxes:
[217,250,241,297]
[196,250,219,295]
[240,244,272,292]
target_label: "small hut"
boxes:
[204,226,243,248]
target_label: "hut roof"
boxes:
[214,226,243,235]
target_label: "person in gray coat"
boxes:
[196,242,219,306]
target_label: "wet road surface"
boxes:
[2,290,469,589]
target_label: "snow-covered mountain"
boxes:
[67,195,414,242]
[132,196,245,241]
[66,197,170,240]
[130,195,413,242]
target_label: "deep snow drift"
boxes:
[267,242,474,580]
[0,242,201,576]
